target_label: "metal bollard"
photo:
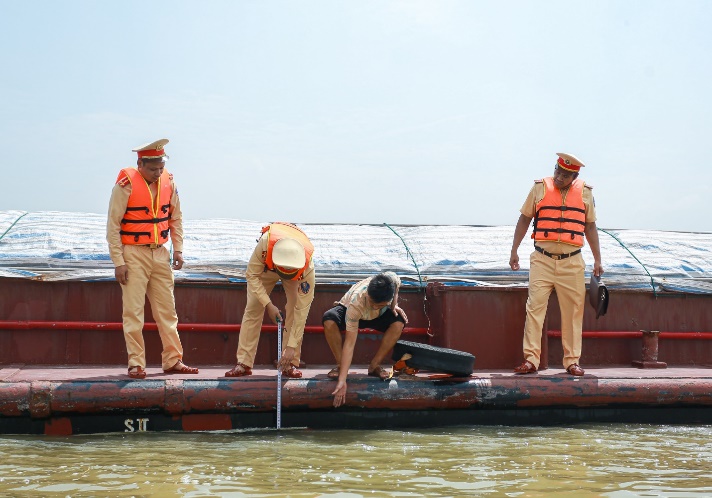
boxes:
[631,330,667,368]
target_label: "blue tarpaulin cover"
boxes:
[1,210,711,294]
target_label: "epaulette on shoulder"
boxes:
[116,171,131,188]
[534,179,544,184]
[168,172,174,181]
[584,182,593,190]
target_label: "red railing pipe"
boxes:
[548,330,712,340]
[0,320,429,336]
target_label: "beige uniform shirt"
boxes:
[337,271,402,334]
[106,169,183,267]
[520,180,596,254]
[246,233,316,346]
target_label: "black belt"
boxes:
[139,244,163,249]
[535,245,581,260]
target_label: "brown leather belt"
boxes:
[535,245,581,260]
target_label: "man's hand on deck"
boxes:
[332,380,347,408]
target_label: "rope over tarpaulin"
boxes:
[598,227,657,298]
[383,222,424,288]
[0,212,28,243]
[383,222,432,337]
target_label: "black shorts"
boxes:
[322,304,405,333]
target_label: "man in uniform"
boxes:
[225,222,315,379]
[107,138,199,379]
[325,272,409,408]
[509,152,603,376]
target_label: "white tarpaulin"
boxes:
[1,210,711,293]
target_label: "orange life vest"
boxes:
[261,222,314,281]
[117,168,173,245]
[532,177,586,247]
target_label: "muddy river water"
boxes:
[1,424,711,496]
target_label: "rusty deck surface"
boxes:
[3,364,712,381]
[2,365,712,435]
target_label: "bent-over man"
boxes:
[225,222,315,379]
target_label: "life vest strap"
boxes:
[120,216,171,224]
[533,227,585,237]
[125,206,150,214]
[119,230,152,242]
[535,216,586,226]
[537,205,586,214]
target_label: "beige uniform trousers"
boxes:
[121,244,183,370]
[523,249,586,369]
[237,270,303,368]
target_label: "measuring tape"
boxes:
[276,318,282,430]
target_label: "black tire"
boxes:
[392,340,475,377]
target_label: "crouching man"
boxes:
[323,272,408,407]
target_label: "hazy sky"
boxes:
[1,1,710,231]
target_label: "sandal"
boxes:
[566,363,585,376]
[282,365,303,379]
[393,359,419,376]
[327,366,340,380]
[274,359,307,368]
[514,360,537,375]
[128,366,146,379]
[163,361,199,374]
[225,363,252,377]
[367,365,390,381]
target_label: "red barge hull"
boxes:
[1,279,712,434]
[2,366,712,435]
